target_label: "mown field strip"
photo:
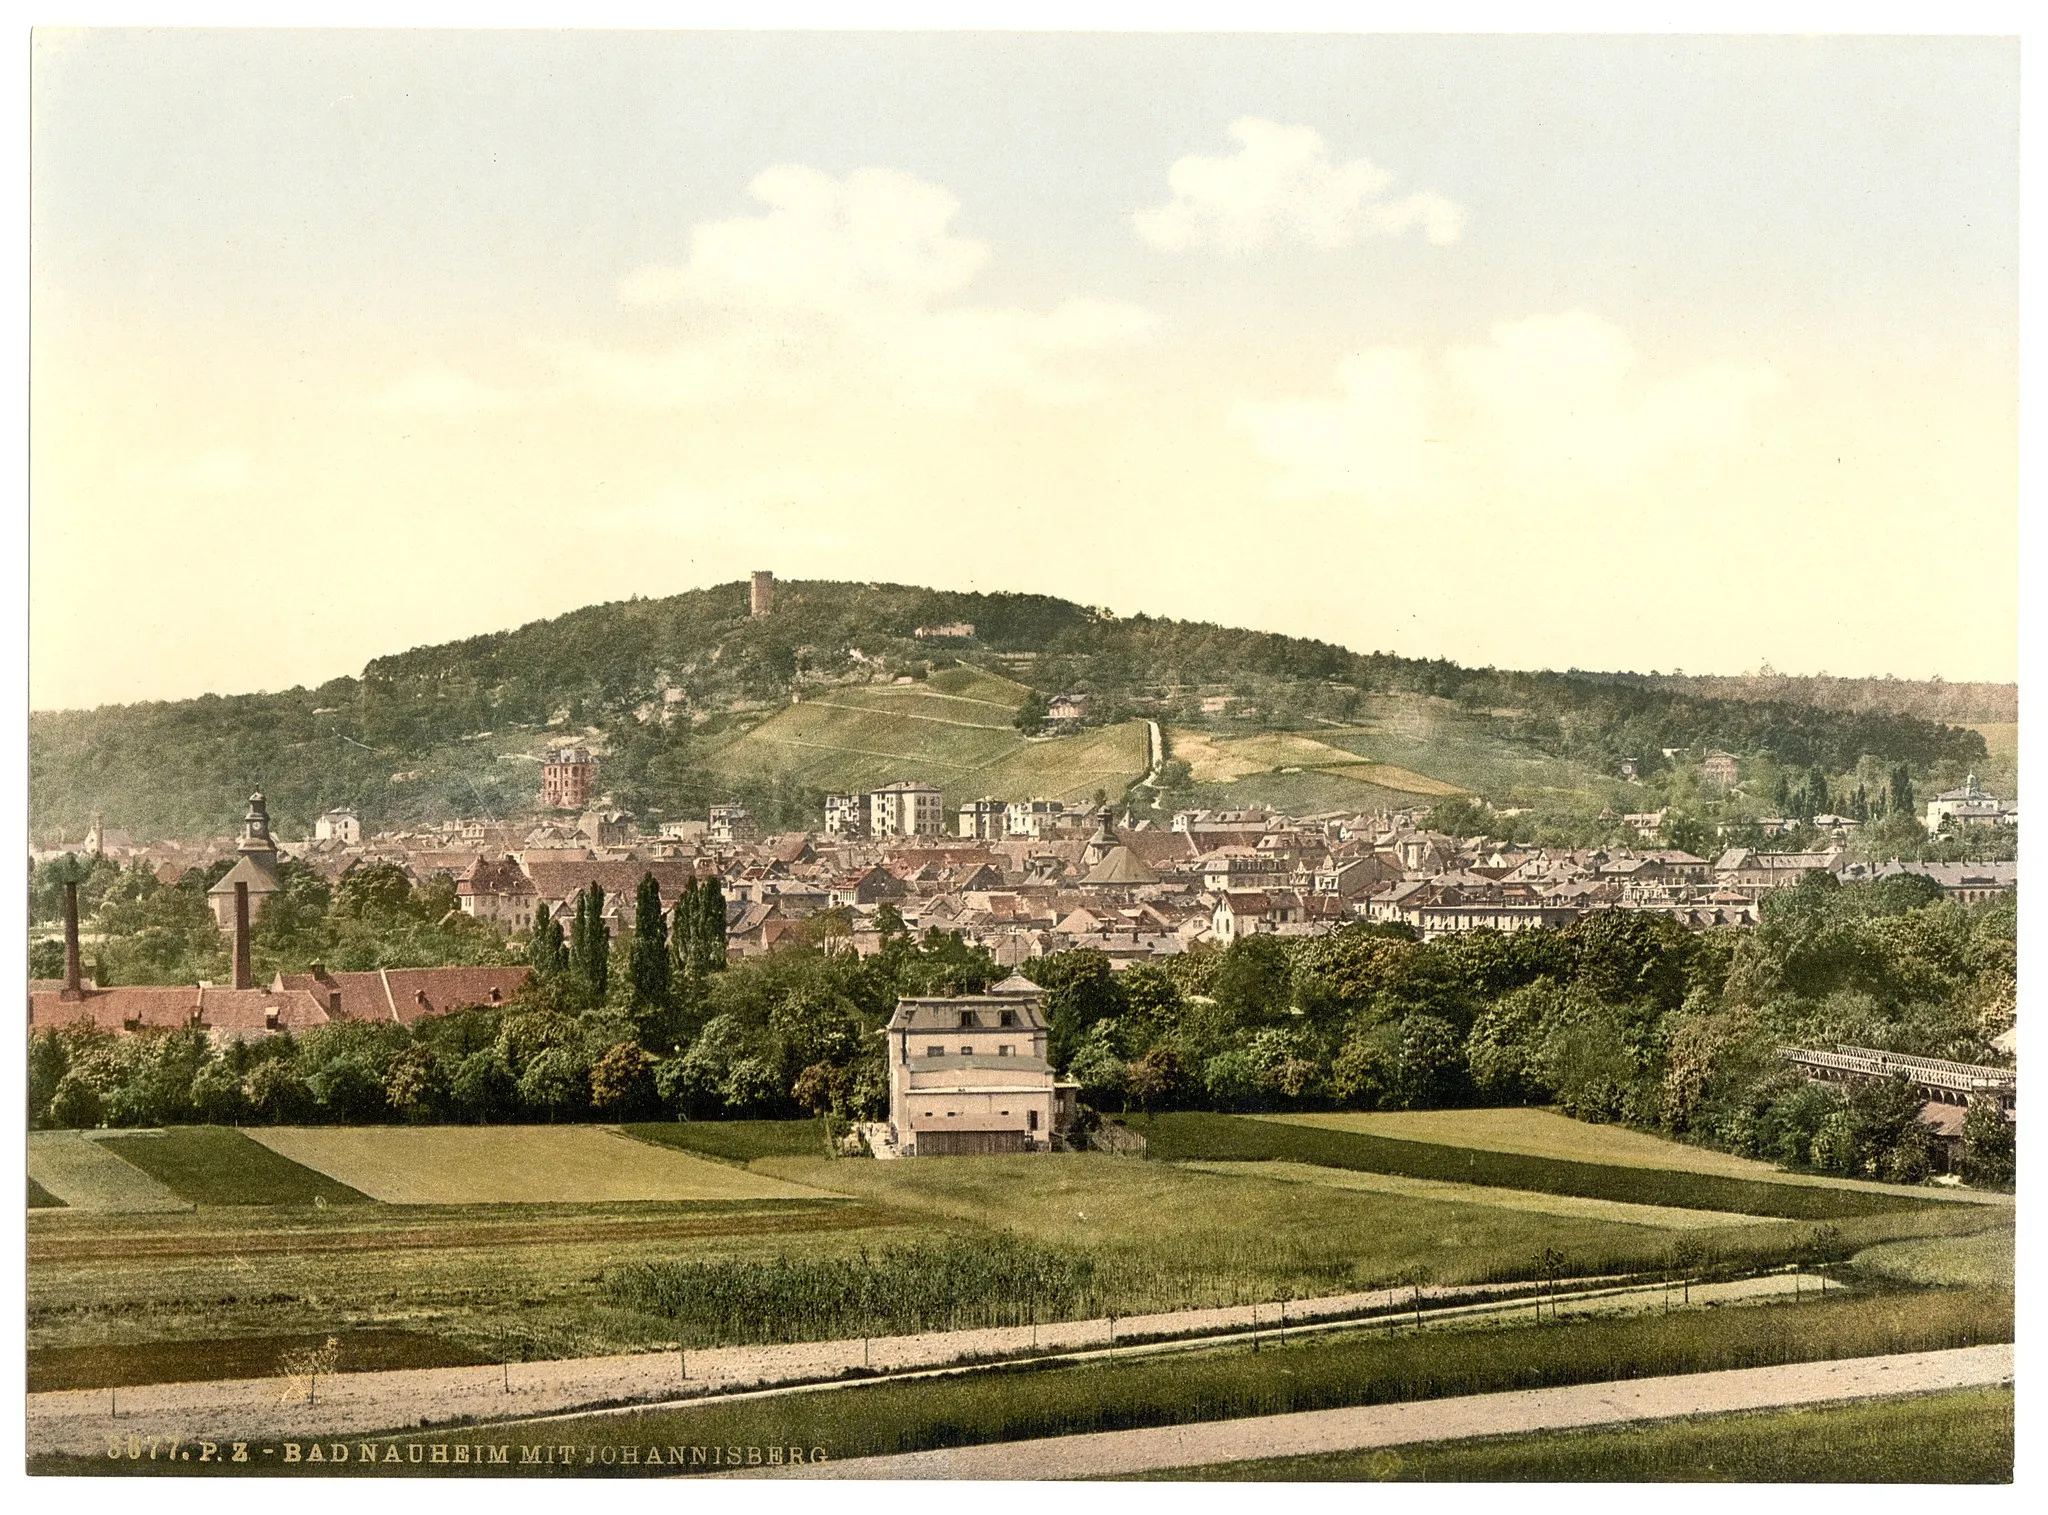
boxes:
[1134,1113,1935,1220]
[27,1132,191,1214]
[1267,1109,1783,1175]
[762,1345,2015,1480]
[743,735,981,768]
[814,689,1016,710]
[26,1205,879,1265]
[243,1126,836,1205]
[1262,1110,2012,1206]
[1175,1162,1780,1230]
[800,700,1013,731]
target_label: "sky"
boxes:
[28,29,2020,710]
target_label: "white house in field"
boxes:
[885,971,1077,1156]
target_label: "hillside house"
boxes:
[542,747,598,810]
[886,971,1077,1156]
[1924,776,2015,833]
[314,807,362,844]
[708,803,757,845]
[1622,809,1667,837]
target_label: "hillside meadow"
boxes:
[701,672,1151,811]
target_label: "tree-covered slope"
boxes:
[29,578,1989,842]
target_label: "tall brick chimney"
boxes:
[62,881,83,1000]
[750,570,774,617]
[233,881,253,991]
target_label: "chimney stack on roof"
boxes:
[62,881,83,1001]
[233,881,253,991]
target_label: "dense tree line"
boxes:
[26,853,515,987]
[30,865,2015,1189]
[31,579,1985,841]
[27,880,998,1132]
[1029,874,2014,1187]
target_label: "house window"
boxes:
[999,1010,1018,1027]
[926,1045,945,1057]
[999,1045,1013,1057]
[1028,1110,1040,1131]
[958,1010,976,1028]
[960,1045,973,1056]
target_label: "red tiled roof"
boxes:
[30,985,333,1035]
[273,965,532,1024]
[522,859,707,904]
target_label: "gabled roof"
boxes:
[30,984,332,1035]
[207,853,282,896]
[1082,845,1159,887]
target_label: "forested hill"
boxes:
[1585,670,2015,726]
[30,578,1989,842]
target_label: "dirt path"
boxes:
[761,1344,2014,1480]
[24,1270,1818,1457]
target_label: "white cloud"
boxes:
[1231,349,1436,503]
[1232,311,1784,503]
[1444,312,1784,487]
[602,165,1156,411]
[1136,119,1465,255]
[375,368,517,414]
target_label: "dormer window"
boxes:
[958,1010,977,1028]
[999,1010,1018,1027]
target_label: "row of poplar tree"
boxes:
[525,875,729,1048]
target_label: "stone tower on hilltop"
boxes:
[750,570,774,617]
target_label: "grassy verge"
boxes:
[1850,1227,2014,1291]
[1128,1113,1926,1221]
[620,1120,833,1166]
[29,1328,494,1393]
[98,1128,372,1206]
[1155,1386,2014,1482]
[29,1176,66,1208]
[350,1285,2014,1474]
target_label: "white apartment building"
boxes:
[869,781,944,838]
[1004,798,1066,839]
[824,793,867,838]
[958,797,1006,840]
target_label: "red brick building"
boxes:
[542,746,598,810]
